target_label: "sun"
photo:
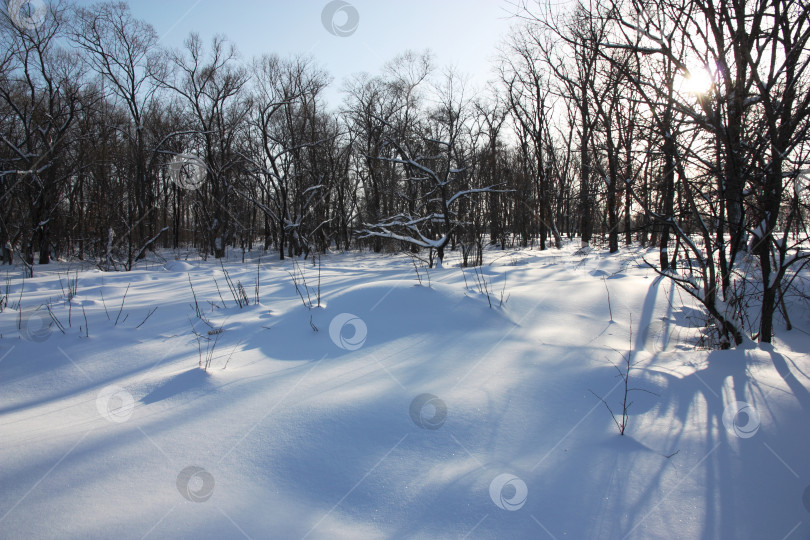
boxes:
[681,67,715,95]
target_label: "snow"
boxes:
[164,260,196,273]
[1,244,809,539]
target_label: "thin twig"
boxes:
[136,306,159,329]
[46,305,66,334]
[82,304,89,338]
[114,284,130,326]
[603,276,613,322]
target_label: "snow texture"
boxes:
[1,244,809,539]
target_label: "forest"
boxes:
[2,0,809,347]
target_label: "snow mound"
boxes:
[326,279,486,317]
[164,260,195,272]
[250,280,507,361]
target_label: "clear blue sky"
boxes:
[93,0,520,107]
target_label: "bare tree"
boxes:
[159,33,250,259]
[741,0,810,342]
[501,25,562,250]
[240,54,330,259]
[72,1,167,267]
[362,69,502,267]
[0,0,81,273]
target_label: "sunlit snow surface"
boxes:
[1,244,808,539]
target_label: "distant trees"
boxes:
[243,54,331,259]
[72,0,166,268]
[0,0,79,274]
[0,0,807,346]
[361,69,503,267]
[501,25,561,250]
[160,33,251,259]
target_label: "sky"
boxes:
[87,0,524,108]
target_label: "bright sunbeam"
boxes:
[681,67,714,95]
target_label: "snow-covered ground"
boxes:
[1,244,808,539]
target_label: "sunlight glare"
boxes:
[682,67,714,95]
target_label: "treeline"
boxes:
[0,1,559,274]
[1,0,809,345]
